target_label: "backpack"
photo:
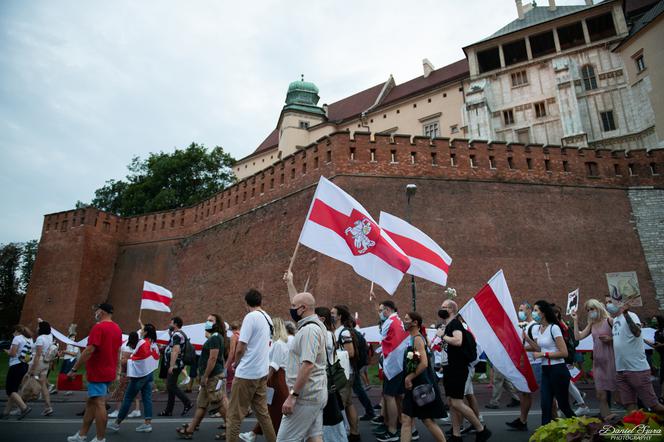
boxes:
[550,322,577,365]
[342,327,369,369]
[461,327,478,365]
[43,342,59,363]
[178,331,196,366]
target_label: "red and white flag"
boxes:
[141,281,173,312]
[379,211,452,286]
[380,313,410,380]
[127,338,160,378]
[298,177,411,294]
[459,270,538,393]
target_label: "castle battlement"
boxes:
[41,132,664,245]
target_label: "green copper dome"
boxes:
[283,75,325,117]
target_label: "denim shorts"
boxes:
[88,381,111,398]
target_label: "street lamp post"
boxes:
[406,184,417,311]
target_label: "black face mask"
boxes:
[438,309,450,320]
[290,307,303,322]
[168,325,175,333]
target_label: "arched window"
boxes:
[581,64,597,91]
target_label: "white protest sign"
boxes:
[566,288,579,315]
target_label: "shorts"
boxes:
[6,362,29,395]
[88,381,112,398]
[464,367,475,396]
[383,371,405,396]
[196,374,224,410]
[532,363,542,387]
[339,373,354,407]
[276,401,325,442]
[616,369,659,408]
[443,365,468,400]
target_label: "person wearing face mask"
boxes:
[609,301,664,414]
[571,299,615,418]
[107,324,159,434]
[225,289,276,442]
[522,300,575,425]
[178,313,230,439]
[67,303,122,442]
[159,316,193,417]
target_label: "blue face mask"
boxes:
[379,312,387,322]
[606,303,620,315]
[204,321,214,331]
[518,311,527,321]
[532,312,542,323]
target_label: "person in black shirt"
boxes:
[440,299,491,442]
[159,316,192,417]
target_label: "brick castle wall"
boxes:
[21,132,664,333]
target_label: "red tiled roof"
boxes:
[244,58,470,160]
[381,59,468,106]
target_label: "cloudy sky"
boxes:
[0,0,582,244]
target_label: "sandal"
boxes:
[215,432,225,440]
[176,424,193,439]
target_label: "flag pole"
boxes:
[287,241,300,274]
[303,274,311,292]
[369,282,375,301]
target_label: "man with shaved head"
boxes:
[277,288,328,442]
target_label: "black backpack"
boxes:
[349,328,369,369]
[550,322,577,365]
[461,327,478,365]
[178,331,196,366]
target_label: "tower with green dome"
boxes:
[282,75,326,117]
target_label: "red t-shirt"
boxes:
[86,320,122,383]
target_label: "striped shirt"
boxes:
[286,315,328,404]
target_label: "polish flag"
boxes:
[141,281,173,312]
[127,338,160,378]
[379,211,452,286]
[381,313,410,380]
[298,177,411,294]
[459,270,538,393]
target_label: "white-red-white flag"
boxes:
[380,313,410,380]
[379,211,452,286]
[141,281,173,312]
[298,177,411,294]
[459,270,538,393]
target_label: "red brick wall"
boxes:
[22,133,664,334]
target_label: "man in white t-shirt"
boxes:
[610,303,664,413]
[226,289,276,442]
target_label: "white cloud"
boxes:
[0,0,581,243]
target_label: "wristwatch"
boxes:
[289,388,299,397]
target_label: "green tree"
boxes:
[90,143,236,216]
[19,239,38,293]
[0,243,24,337]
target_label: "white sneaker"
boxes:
[9,409,20,416]
[179,376,191,385]
[107,410,118,418]
[90,439,105,442]
[135,424,152,433]
[239,431,256,442]
[128,410,141,418]
[64,391,73,396]
[574,406,591,416]
[437,416,451,425]
[67,433,87,442]
[107,421,120,433]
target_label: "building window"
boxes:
[586,12,617,42]
[534,101,547,118]
[423,121,440,138]
[390,150,397,163]
[614,164,621,176]
[477,46,501,73]
[517,128,530,144]
[507,157,514,169]
[636,55,646,73]
[489,156,496,169]
[503,109,515,125]
[370,148,376,162]
[410,152,416,164]
[503,39,528,66]
[581,65,598,91]
[450,125,459,134]
[600,111,616,131]
[526,158,533,170]
[530,30,556,58]
[629,164,636,176]
[586,162,599,177]
[511,70,528,87]
[350,147,356,160]
[563,160,569,172]
[544,159,551,171]
[557,21,586,50]
[650,163,658,175]
[431,152,438,166]
[450,153,457,166]
[470,155,477,168]
[326,150,331,162]
[299,120,310,129]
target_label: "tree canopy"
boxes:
[0,240,38,337]
[89,143,236,216]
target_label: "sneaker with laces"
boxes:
[42,408,54,416]
[476,426,492,442]
[505,417,528,431]
[107,410,118,418]
[437,416,451,425]
[135,424,152,433]
[239,431,256,442]
[574,405,591,416]
[372,424,388,435]
[411,429,420,440]
[67,432,87,442]
[106,421,120,433]
[128,410,141,418]
[370,415,384,425]
[375,431,399,442]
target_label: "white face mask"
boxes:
[589,311,599,320]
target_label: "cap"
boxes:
[96,303,114,314]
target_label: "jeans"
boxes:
[165,367,191,412]
[352,369,374,416]
[541,364,575,425]
[118,373,153,421]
